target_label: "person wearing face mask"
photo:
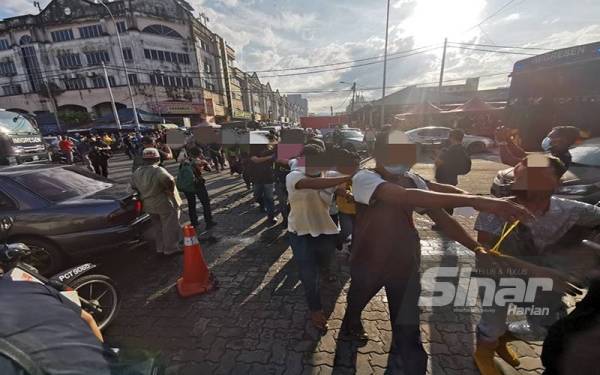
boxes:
[286,144,353,331]
[473,154,600,375]
[340,130,536,375]
[497,126,580,168]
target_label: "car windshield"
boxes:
[12,168,112,202]
[342,130,363,138]
[570,144,600,167]
[0,112,38,135]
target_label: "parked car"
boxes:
[323,129,368,153]
[491,137,600,205]
[0,163,151,275]
[405,126,495,154]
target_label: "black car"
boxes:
[491,138,600,204]
[0,163,151,275]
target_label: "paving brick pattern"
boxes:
[102,155,549,374]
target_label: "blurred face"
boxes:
[512,156,561,196]
[336,161,359,175]
[375,131,417,172]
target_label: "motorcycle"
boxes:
[0,216,120,331]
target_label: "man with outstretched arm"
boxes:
[340,129,535,375]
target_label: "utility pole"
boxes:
[102,62,121,130]
[330,106,334,116]
[96,1,140,130]
[350,82,356,125]
[380,0,391,128]
[44,81,62,133]
[438,38,448,107]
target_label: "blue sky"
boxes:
[3,0,600,113]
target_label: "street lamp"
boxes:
[93,0,141,130]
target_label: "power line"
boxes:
[449,45,537,56]
[466,0,521,31]
[449,41,551,51]
[101,46,441,80]
[246,44,440,74]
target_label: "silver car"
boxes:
[405,126,495,154]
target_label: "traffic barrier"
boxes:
[176,225,217,297]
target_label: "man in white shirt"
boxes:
[341,130,535,375]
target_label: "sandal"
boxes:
[310,310,329,332]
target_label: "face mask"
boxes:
[541,137,552,151]
[384,164,410,175]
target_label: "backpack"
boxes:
[457,153,472,175]
[176,160,198,193]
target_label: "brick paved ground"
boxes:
[98,154,555,375]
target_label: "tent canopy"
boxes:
[447,97,500,113]
[398,101,442,116]
[95,108,164,124]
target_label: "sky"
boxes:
[3,0,600,114]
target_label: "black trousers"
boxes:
[184,184,212,227]
[342,267,427,375]
[91,158,108,177]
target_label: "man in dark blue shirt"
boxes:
[0,276,113,375]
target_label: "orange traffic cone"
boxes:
[176,225,217,298]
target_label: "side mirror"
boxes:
[0,217,14,234]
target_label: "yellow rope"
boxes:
[489,220,520,255]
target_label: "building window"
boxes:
[143,48,189,65]
[142,24,183,38]
[200,39,210,52]
[148,73,192,87]
[2,84,22,96]
[116,21,127,34]
[204,80,215,92]
[79,24,103,39]
[85,50,110,66]
[64,77,88,90]
[51,29,74,42]
[57,53,82,69]
[92,76,116,88]
[19,35,33,45]
[0,60,17,76]
[122,48,133,61]
[203,62,212,73]
[0,39,9,51]
[177,53,190,65]
[128,74,138,85]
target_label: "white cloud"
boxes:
[500,13,521,23]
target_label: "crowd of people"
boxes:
[24,122,600,375]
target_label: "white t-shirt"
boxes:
[352,169,429,213]
[286,170,339,237]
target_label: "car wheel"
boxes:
[467,142,485,155]
[15,237,65,276]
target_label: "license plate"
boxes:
[32,155,39,161]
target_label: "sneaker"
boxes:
[266,218,278,226]
[340,324,369,341]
